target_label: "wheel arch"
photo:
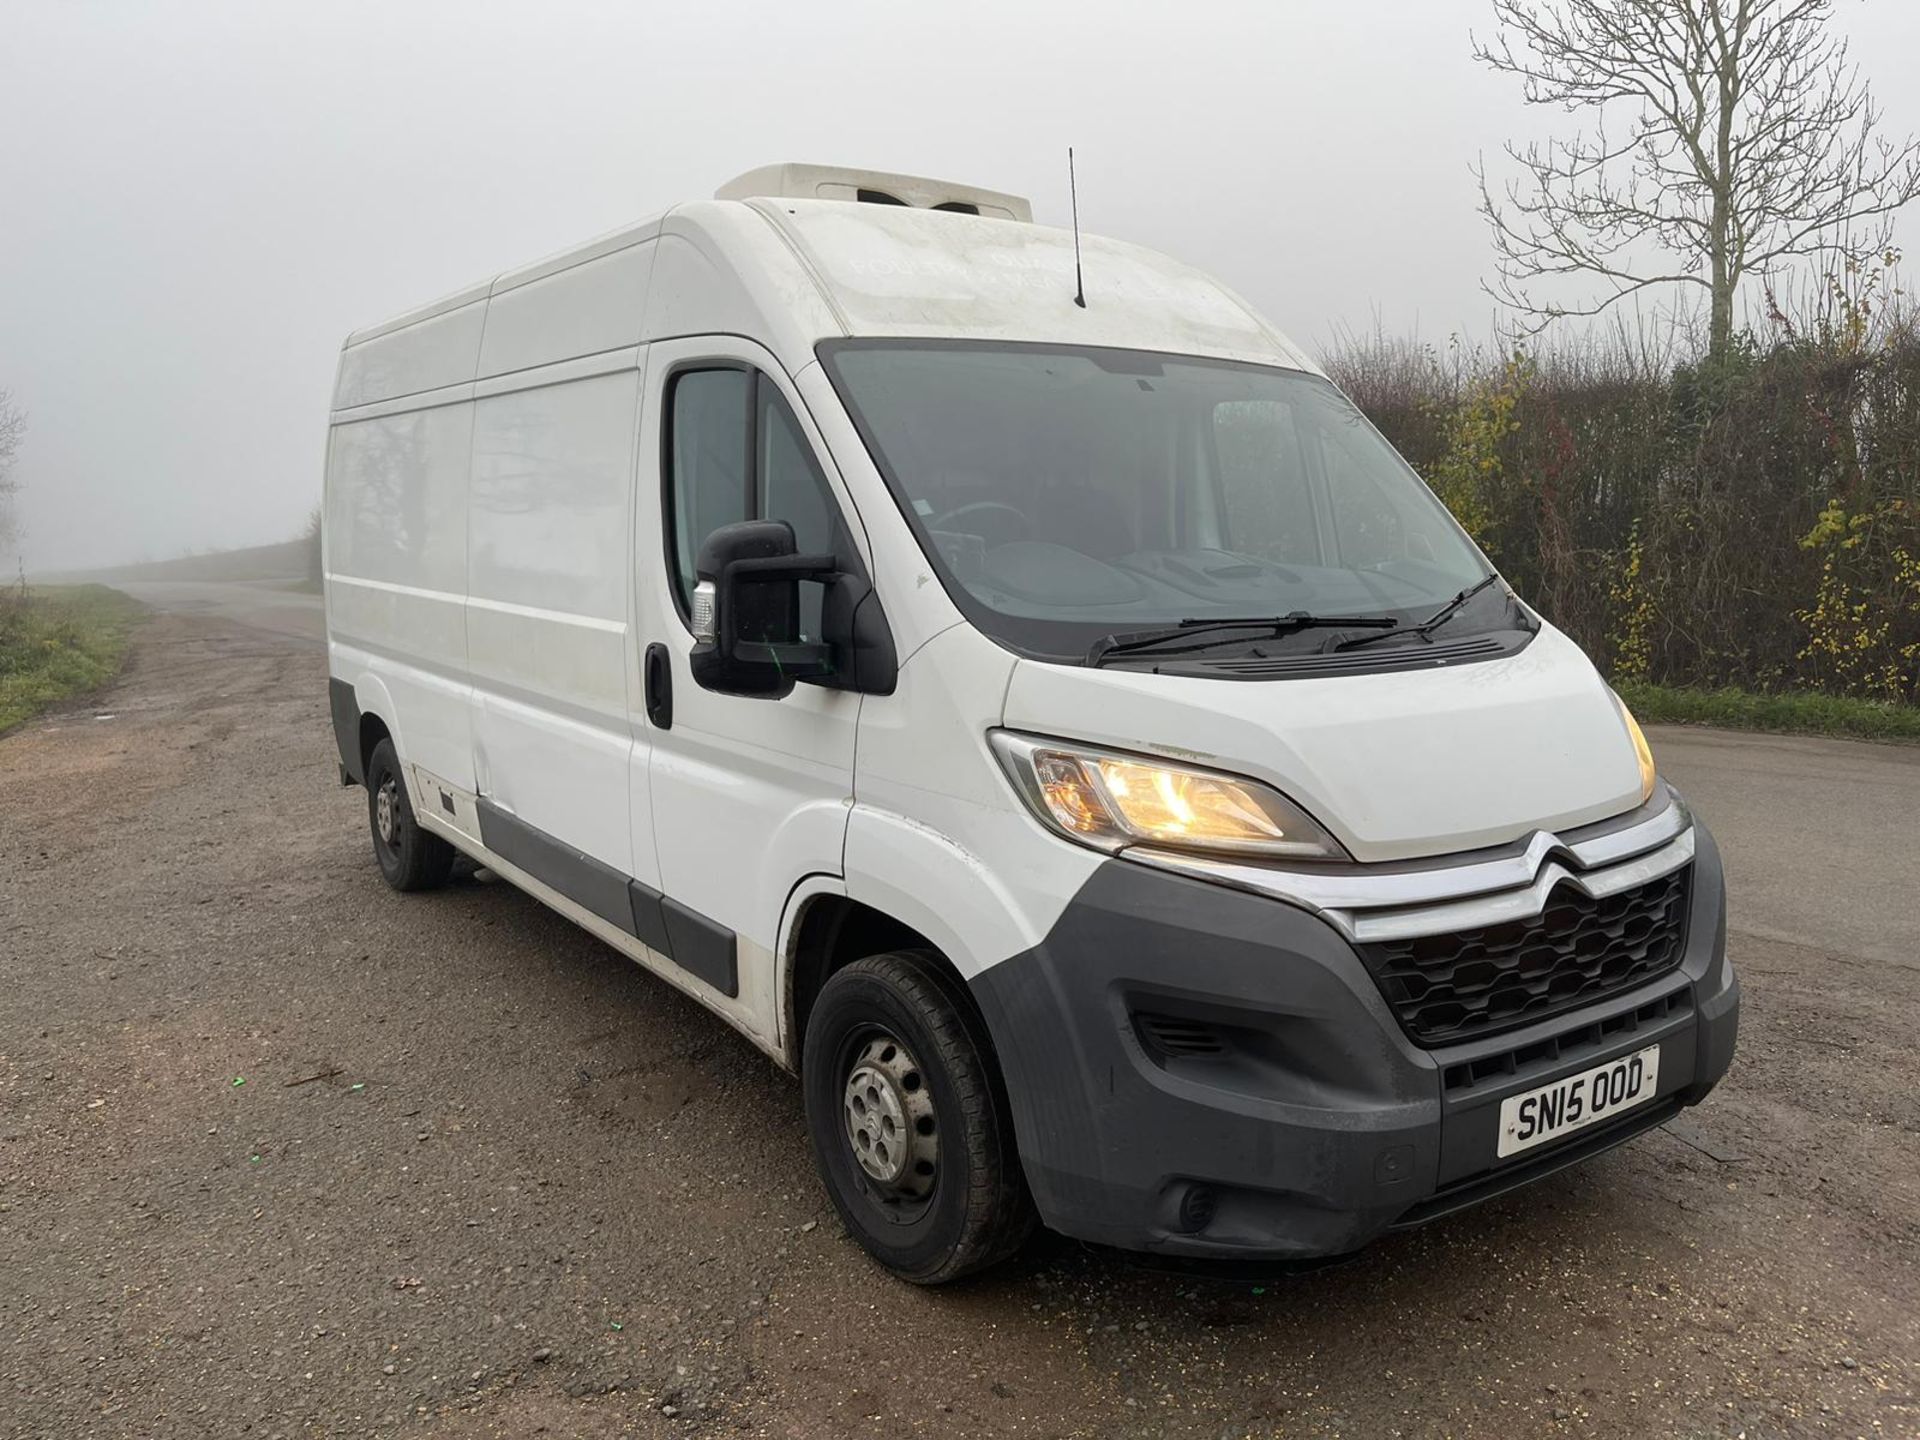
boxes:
[782,804,1094,1069]
[782,882,988,1073]
[337,669,404,789]
[358,711,393,779]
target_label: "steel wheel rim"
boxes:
[841,1031,938,1204]
[374,776,401,848]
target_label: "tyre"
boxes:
[365,737,456,893]
[802,950,1034,1283]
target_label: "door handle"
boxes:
[644,643,673,730]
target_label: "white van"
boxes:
[324,164,1738,1282]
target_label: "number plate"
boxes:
[1497,1044,1661,1159]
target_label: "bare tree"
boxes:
[1474,0,1920,362]
[0,390,25,557]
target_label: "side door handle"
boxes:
[644,643,673,730]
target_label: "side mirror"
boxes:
[689,520,837,697]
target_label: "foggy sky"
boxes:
[4,0,1917,572]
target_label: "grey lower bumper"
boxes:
[969,821,1737,1261]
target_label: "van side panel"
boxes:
[325,392,478,792]
[480,241,657,379]
[334,291,489,410]
[466,364,646,883]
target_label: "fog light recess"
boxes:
[1177,1184,1218,1234]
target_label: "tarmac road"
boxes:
[2,590,1916,1438]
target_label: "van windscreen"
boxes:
[819,340,1496,664]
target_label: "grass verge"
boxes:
[0,585,146,736]
[1618,679,1920,743]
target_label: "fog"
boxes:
[3,0,1916,572]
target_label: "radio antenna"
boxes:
[1067,147,1087,309]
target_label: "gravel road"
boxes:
[2,589,1916,1439]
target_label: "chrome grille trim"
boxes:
[1125,796,1694,942]
[1345,830,1693,942]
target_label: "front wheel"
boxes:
[802,950,1034,1283]
[365,738,455,893]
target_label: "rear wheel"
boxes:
[365,738,455,893]
[802,950,1034,1283]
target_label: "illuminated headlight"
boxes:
[988,731,1348,861]
[1612,693,1658,804]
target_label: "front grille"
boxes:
[1441,986,1691,1093]
[1356,867,1691,1047]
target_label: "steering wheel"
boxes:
[929,500,1033,546]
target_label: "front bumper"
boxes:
[968,818,1737,1260]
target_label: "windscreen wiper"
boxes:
[1330,573,1501,653]
[1088,611,1398,667]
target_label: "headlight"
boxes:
[988,731,1348,861]
[1612,694,1658,804]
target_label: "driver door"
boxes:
[635,336,868,1049]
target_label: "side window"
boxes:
[757,377,846,640]
[668,368,751,606]
[666,366,849,638]
[760,381,839,556]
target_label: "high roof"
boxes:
[749,199,1315,371]
[333,174,1318,414]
